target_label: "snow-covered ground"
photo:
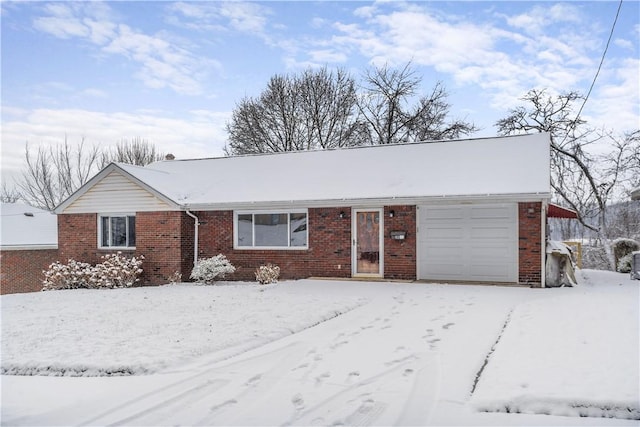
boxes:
[1,270,638,426]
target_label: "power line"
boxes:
[573,0,623,124]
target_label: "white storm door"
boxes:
[352,209,384,277]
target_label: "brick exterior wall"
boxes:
[194,206,417,281]
[58,211,194,286]
[195,208,352,281]
[52,202,544,287]
[0,249,59,294]
[135,211,194,284]
[58,213,100,265]
[384,205,417,280]
[518,202,543,286]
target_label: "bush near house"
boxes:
[612,238,640,271]
[617,253,633,274]
[581,238,639,272]
[255,263,280,285]
[190,255,236,284]
[42,253,144,291]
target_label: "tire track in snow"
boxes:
[78,341,309,426]
[290,352,440,426]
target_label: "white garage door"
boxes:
[417,204,518,282]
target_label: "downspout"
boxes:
[541,201,547,288]
[185,210,199,266]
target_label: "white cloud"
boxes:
[219,2,268,33]
[1,107,231,184]
[614,38,634,50]
[167,1,270,36]
[503,3,582,35]
[315,2,635,124]
[310,17,326,29]
[270,1,637,137]
[80,88,108,98]
[308,49,348,64]
[585,57,640,133]
[32,2,210,96]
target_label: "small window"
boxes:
[99,215,136,248]
[235,210,308,249]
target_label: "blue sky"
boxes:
[1,1,638,182]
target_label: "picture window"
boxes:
[235,210,308,249]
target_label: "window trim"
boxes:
[98,213,136,250]
[233,209,309,250]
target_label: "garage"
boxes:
[417,203,518,282]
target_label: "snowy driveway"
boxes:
[2,274,638,426]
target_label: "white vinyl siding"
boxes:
[234,210,308,249]
[417,204,518,282]
[63,171,173,214]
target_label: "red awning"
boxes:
[548,203,578,219]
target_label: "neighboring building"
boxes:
[53,133,552,287]
[0,202,58,294]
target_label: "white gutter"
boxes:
[185,210,199,266]
[0,244,58,251]
[183,192,552,212]
[541,200,547,288]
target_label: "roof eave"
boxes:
[182,192,552,211]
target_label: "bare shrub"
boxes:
[255,263,280,285]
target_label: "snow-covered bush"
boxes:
[42,259,94,291]
[612,238,639,267]
[42,253,144,291]
[255,263,280,285]
[617,253,633,274]
[167,271,182,284]
[93,253,144,288]
[190,255,236,284]
[582,245,610,270]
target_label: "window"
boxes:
[99,215,135,248]
[235,210,308,249]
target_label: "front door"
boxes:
[352,208,383,277]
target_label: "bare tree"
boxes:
[17,138,101,211]
[298,67,362,149]
[100,137,165,168]
[225,67,360,155]
[497,89,639,268]
[356,63,477,145]
[0,182,22,203]
[15,137,164,211]
[225,64,477,155]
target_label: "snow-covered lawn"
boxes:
[1,283,366,376]
[1,270,638,426]
[470,270,639,420]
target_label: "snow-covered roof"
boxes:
[0,203,58,250]
[58,133,551,212]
